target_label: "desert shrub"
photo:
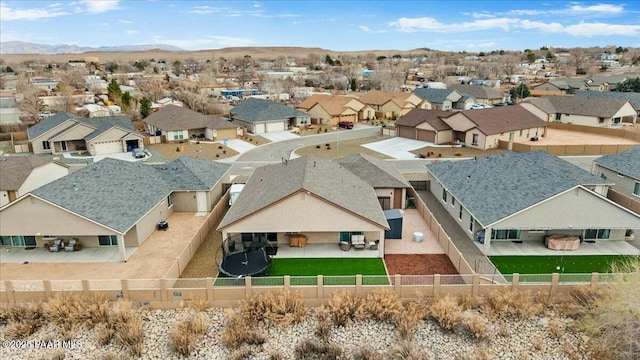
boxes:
[5,303,44,339]
[44,294,110,329]
[41,349,66,360]
[429,294,462,331]
[386,340,427,360]
[484,290,543,319]
[114,315,143,357]
[458,293,483,310]
[314,308,332,343]
[462,312,489,339]
[230,347,255,360]
[352,347,383,360]
[221,315,266,350]
[294,339,342,360]
[530,336,546,352]
[324,128,328,133]
[170,313,209,357]
[267,349,285,360]
[316,145,321,148]
[95,323,115,346]
[547,318,564,338]
[356,288,404,322]
[99,353,127,360]
[575,259,640,360]
[327,291,362,326]
[240,289,307,327]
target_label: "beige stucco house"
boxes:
[427,151,640,255]
[522,96,637,127]
[593,146,640,213]
[217,157,389,257]
[27,112,144,155]
[356,90,422,120]
[0,157,230,261]
[143,104,240,142]
[296,94,361,126]
[0,156,69,207]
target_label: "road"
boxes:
[228,129,602,177]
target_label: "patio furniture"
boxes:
[339,241,351,251]
[545,235,580,250]
[352,235,366,250]
[49,239,62,252]
[412,232,424,242]
[369,240,379,251]
[289,234,307,247]
[64,239,77,252]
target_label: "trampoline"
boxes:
[217,236,273,277]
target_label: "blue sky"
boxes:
[1,1,639,52]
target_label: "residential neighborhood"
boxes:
[0,2,639,357]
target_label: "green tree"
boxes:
[615,46,628,54]
[140,97,151,118]
[173,60,182,74]
[545,50,554,61]
[350,78,357,92]
[526,52,536,63]
[325,55,335,66]
[4,65,14,73]
[509,83,530,100]
[121,91,132,111]
[614,77,640,92]
[105,62,119,73]
[107,79,122,103]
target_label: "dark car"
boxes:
[338,121,354,129]
[132,148,145,159]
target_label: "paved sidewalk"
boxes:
[259,131,300,142]
[225,139,257,153]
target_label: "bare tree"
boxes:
[16,73,42,121]
[499,55,520,81]
[51,82,77,113]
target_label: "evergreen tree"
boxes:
[140,97,151,118]
[107,79,122,103]
[614,77,640,92]
[509,83,530,100]
[121,91,132,111]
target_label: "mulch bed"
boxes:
[384,254,459,275]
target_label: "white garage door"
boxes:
[93,141,123,155]
[266,121,285,133]
[253,123,265,134]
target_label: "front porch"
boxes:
[273,244,379,258]
[0,246,138,264]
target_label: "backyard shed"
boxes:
[384,209,403,239]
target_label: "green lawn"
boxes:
[215,258,389,286]
[490,255,638,275]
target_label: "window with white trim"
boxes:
[98,235,118,246]
[471,133,479,145]
[167,194,173,207]
[491,229,520,240]
[442,188,447,203]
[634,181,640,197]
[458,205,463,220]
[584,229,610,240]
[42,141,51,150]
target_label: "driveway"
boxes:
[362,137,434,159]
[259,131,300,142]
[224,139,257,154]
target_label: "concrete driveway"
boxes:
[362,137,434,159]
[225,139,256,154]
[259,131,300,142]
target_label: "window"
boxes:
[598,117,605,124]
[451,197,455,207]
[519,129,523,137]
[634,182,640,197]
[98,235,118,246]
[491,229,520,240]
[555,113,561,121]
[584,229,610,240]
[60,141,67,151]
[458,205,463,220]
[1,235,25,247]
[173,132,184,140]
[471,133,479,145]
[468,218,474,232]
[42,141,51,150]
[378,197,391,210]
[442,188,447,203]
[613,117,621,124]
[167,194,173,207]
[340,231,362,242]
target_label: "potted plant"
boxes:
[625,229,634,241]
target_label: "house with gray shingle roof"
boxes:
[576,90,640,116]
[217,156,389,257]
[395,109,454,144]
[0,156,230,261]
[0,156,69,206]
[412,88,463,110]
[143,105,240,142]
[593,146,640,213]
[522,96,637,127]
[335,153,410,210]
[426,151,640,254]
[27,112,144,155]
[230,98,309,134]
[448,84,506,106]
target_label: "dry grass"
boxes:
[293,339,343,360]
[44,294,110,329]
[386,340,428,360]
[268,349,286,360]
[221,315,267,350]
[314,308,332,343]
[483,290,544,319]
[547,318,564,338]
[114,315,144,357]
[170,313,209,357]
[40,349,66,360]
[327,291,362,326]
[179,209,226,278]
[429,294,462,331]
[531,336,546,352]
[458,293,484,310]
[230,347,256,360]
[5,303,45,339]
[189,297,210,311]
[462,312,489,340]
[240,289,308,327]
[352,347,383,360]
[356,288,404,322]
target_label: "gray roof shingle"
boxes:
[526,96,630,118]
[31,156,229,233]
[413,88,459,103]
[218,156,388,230]
[230,98,308,123]
[143,105,236,131]
[426,151,610,227]
[27,112,77,139]
[336,154,409,189]
[458,105,546,135]
[27,112,136,141]
[395,109,452,129]
[152,156,231,190]
[594,145,640,180]
[449,84,504,100]
[0,156,52,190]
[576,90,640,112]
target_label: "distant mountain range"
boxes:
[0,41,185,54]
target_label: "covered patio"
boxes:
[479,239,640,256]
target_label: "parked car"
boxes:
[132,148,145,159]
[469,103,492,110]
[494,101,515,106]
[338,121,354,129]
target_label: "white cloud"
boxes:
[359,25,371,32]
[389,17,518,32]
[569,4,624,14]
[564,22,640,36]
[118,20,133,24]
[80,0,119,13]
[188,6,225,14]
[126,30,138,35]
[358,25,387,34]
[0,3,69,20]
[388,17,444,32]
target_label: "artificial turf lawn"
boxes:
[269,258,387,276]
[490,255,638,274]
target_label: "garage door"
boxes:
[93,141,123,155]
[417,129,435,142]
[254,123,265,134]
[266,121,285,133]
[398,126,415,139]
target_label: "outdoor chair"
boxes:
[49,239,62,252]
[64,239,77,252]
[351,234,366,250]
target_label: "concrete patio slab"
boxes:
[483,239,640,256]
[225,139,256,154]
[384,209,445,255]
[259,131,300,142]
[362,137,455,159]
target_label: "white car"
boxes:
[469,103,492,110]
